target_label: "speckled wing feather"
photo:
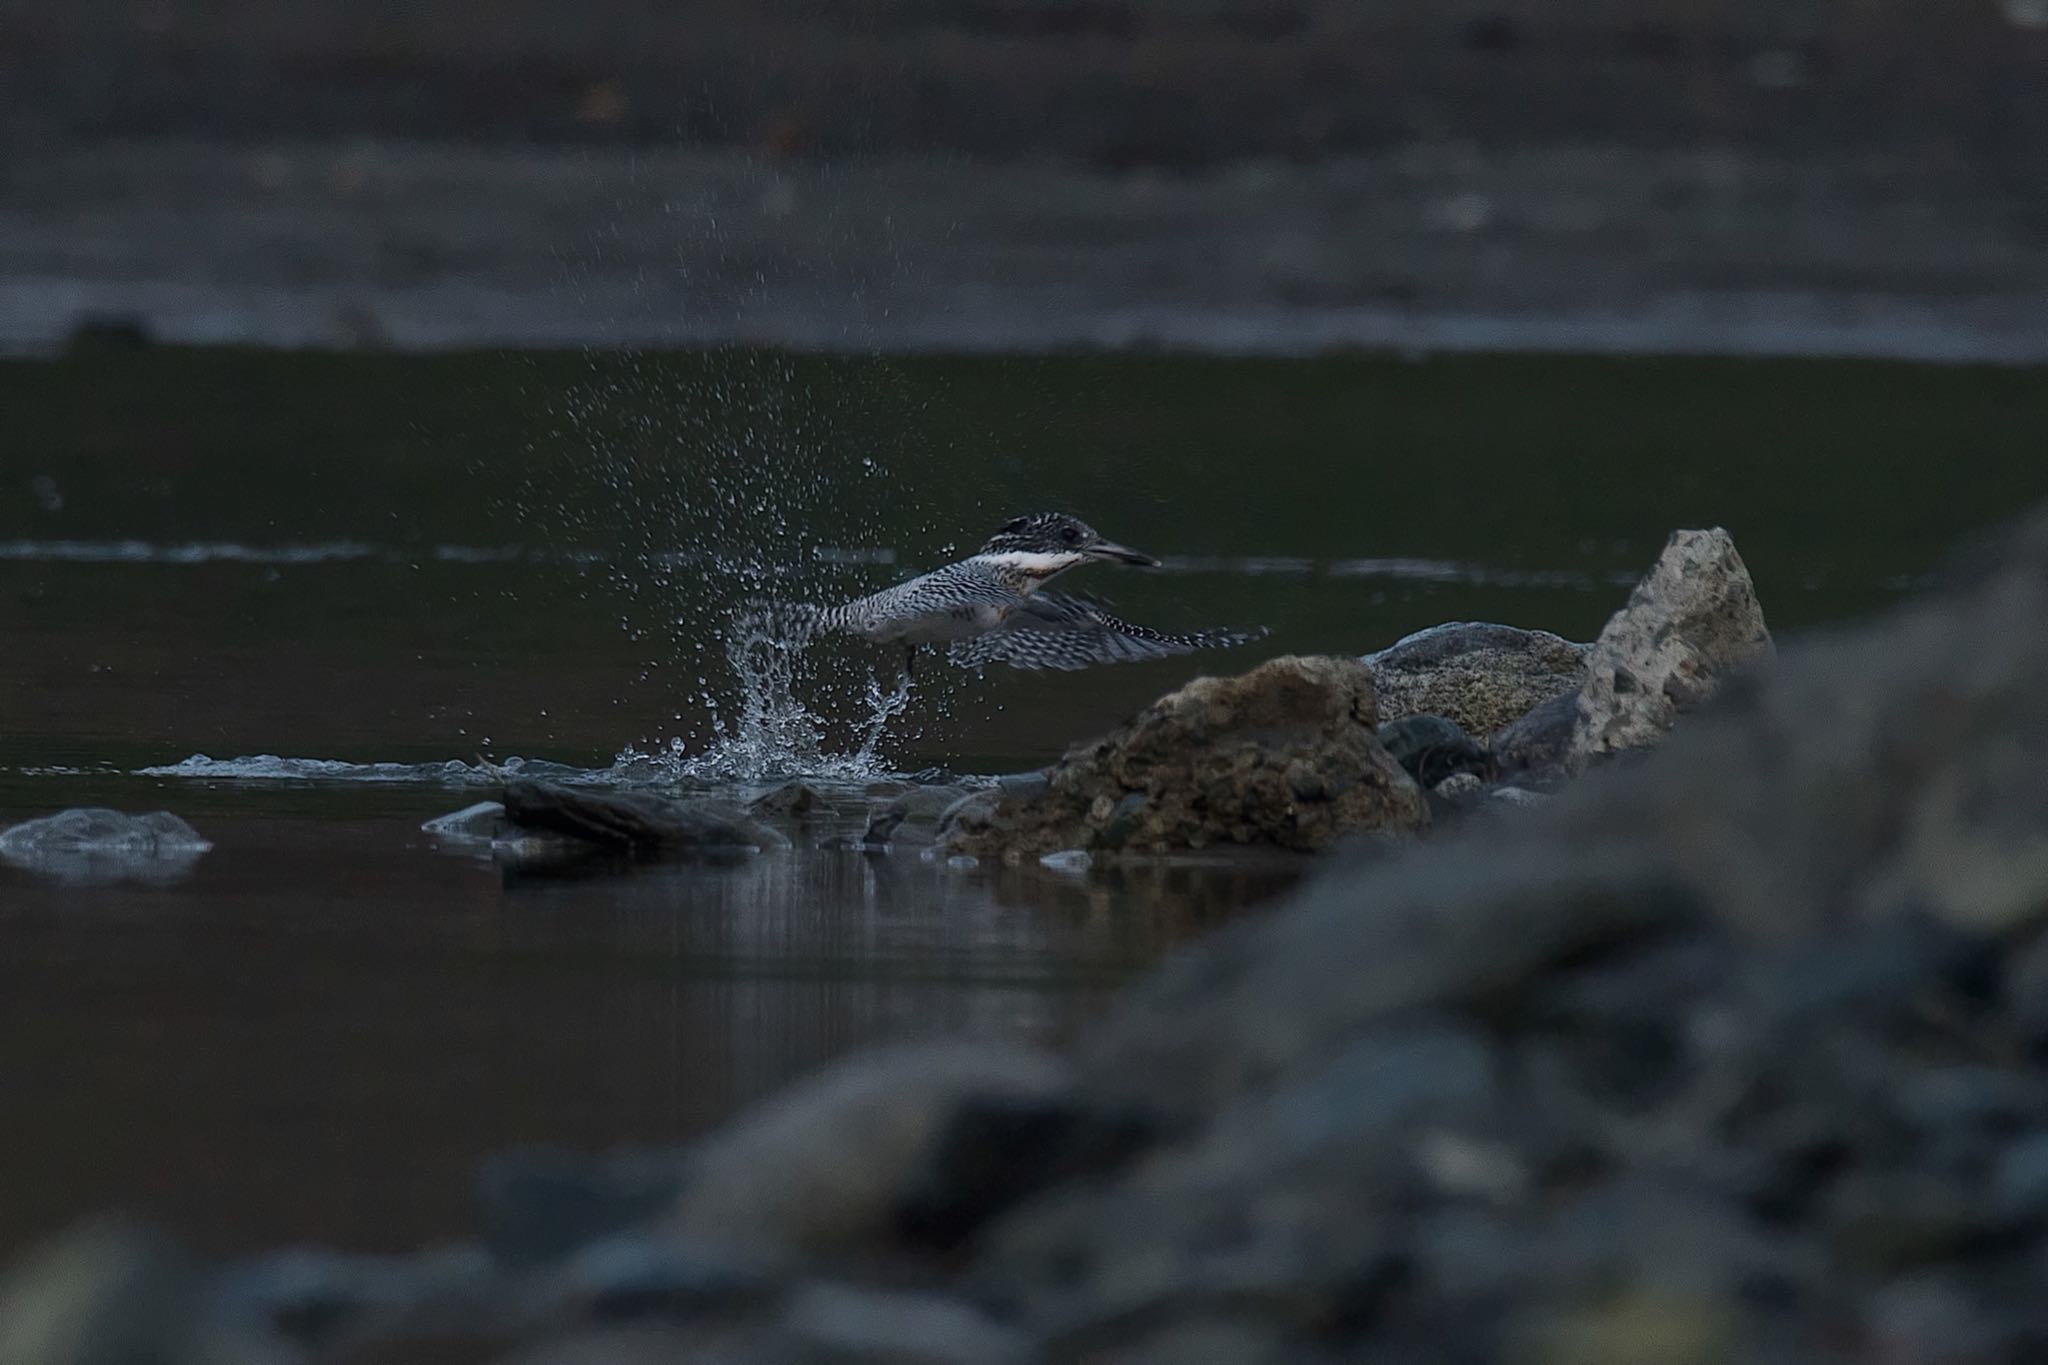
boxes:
[948,592,1265,671]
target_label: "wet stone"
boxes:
[501,780,781,855]
[947,655,1428,860]
[419,800,509,843]
[1488,690,1580,784]
[1377,714,1494,788]
[994,770,1052,798]
[862,785,971,846]
[0,808,213,886]
[747,779,831,821]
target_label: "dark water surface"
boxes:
[3,346,2046,1257]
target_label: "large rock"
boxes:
[1570,527,1772,768]
[943,655,1428,861]
[1363,622,1589,738]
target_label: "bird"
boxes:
[809,512,1265,674]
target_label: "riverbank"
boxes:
[8,138,2048,360]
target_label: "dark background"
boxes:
[5,0,2046,355]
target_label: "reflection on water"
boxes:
[0,794,1296,1257]
[5,345,2047,1258]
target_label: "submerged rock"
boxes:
[0,808,212,886]
[945,655,1427,861]
[861,785,974,847]
[1569,526,1772,769]
[500,780,784,855]
[1364,621,1589,738]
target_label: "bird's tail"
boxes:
[729,597,857,646]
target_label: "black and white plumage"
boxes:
[812,512,1264,672]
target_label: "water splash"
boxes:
[609,603,924,783]
[503,348,950,783]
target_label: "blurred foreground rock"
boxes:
[25,506,2048,1364]
[943,655,1429,861]
[0,1220,266,1365]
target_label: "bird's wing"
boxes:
[948,592,1266,671]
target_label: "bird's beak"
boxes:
[1090,540,1161,567]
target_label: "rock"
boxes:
[862,785,972,846]
[0,1219,258,1365]
[1376,714,1492,788]
[213,1243,502,1348]
[542,1235,780,1319]
[977,1025,1502,1334]
[500,780,783,855]
[1570,527,1772,768]
[1822,1169,1987,1275]
[475,1146,691,1268]
[994,770,1052,799]
[897,1095,1157,1255]
[492,1324,737,1365]
[1861,1272,2030,1365]
[1522,1289,1739,1365]
[1432,772,1485,803]
[944,655,1428,861]
[0,809,212,886]
[936,789,999,831]
[1080,848,1690,1116]
[1081,1316,1301,1365]
[1363,621,1589,737]
[1987,1130,2048,1227]
[419,800,509,843]
[662,1042,1071,1259]
[779,1282,1028,1364]
[1489,691,1579,783]
[747,779,831,820]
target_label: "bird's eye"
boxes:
[1061,526,1081,544]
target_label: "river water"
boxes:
[3,345,2044,1256]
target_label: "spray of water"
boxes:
[508,348,950,783]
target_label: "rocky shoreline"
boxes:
[16,505,2048,1362]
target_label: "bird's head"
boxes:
[976,513,1159,575]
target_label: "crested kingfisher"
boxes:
[815,512,1264,673]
